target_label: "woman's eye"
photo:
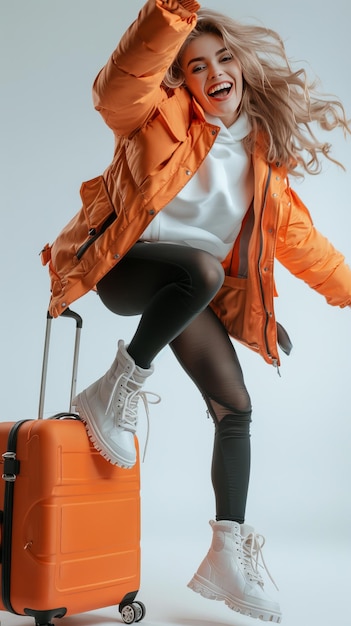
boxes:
[192,64,206,73]
[221,54,233,63]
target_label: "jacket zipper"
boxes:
[257,166,279,370]
[76,212,117,260]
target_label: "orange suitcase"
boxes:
[0,310,145,626]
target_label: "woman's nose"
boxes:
[209,65,223,79]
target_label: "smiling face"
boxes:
[180,33,243,128]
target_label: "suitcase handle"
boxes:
[38,308,83,419]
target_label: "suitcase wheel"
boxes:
[120,600,146,623]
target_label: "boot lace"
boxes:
[106,371,161,461]
[241,531,279,591]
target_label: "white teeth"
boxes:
[208,82,232,96]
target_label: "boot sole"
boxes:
[74,392,136,469]
[188,574,282,623]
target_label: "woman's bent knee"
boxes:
[188,249,225,297]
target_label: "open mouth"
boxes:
[207,82,233,98]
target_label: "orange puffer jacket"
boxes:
[41,0,351,366]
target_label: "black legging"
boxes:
[97,242,252,523]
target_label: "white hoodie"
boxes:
[140,113,254,261]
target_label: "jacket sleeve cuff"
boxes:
[158,0,201,16]
[178,0,201,11]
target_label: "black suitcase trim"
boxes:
[1,419,31,613]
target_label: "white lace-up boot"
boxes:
[73,340,159,468]
[188,520,282,623]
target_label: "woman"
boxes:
[41,0,351,621]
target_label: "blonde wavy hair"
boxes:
[163,8,350,176]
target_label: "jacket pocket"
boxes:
[125,115,183,187]
[76,176,117,260]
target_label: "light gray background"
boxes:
[1,1,350,625]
